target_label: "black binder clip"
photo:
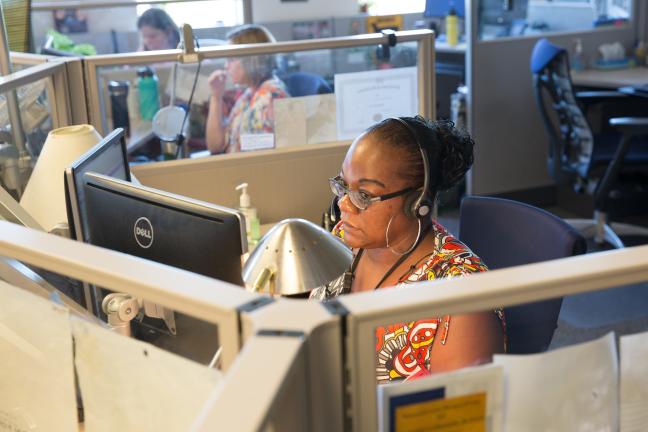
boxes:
[377,29,397,61]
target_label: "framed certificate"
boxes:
[334,67,418,140]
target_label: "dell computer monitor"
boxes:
[81,172,247,286]
[65,128,130,242]
[424,0,465,18]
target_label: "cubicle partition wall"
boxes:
[4,212,648,429]
[131,141,350,224]
[0,220,340,431]
[193,243,648,431]
[82,30,435,224]
[83,30,434,135]
[465,0,640,198]
[5,193,648,430]
[0,56,80,199]
[0,221,257,370]
[10,51,53,68]
[338,246,648,431]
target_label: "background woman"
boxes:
[137,8,180,51]
[311,116,506,384]
[205,24,289,154]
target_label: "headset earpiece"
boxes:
[403,190,432,219]
[390,117,432,220]
[417,198,432,218]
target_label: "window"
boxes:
[137,0,244,29]
[362,0,426,16]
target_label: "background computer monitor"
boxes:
[424,0,465,18]
[65,128,130,242]
[81,172,247,286]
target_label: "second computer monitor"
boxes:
[65,128,130,242]
[81,172,247,286]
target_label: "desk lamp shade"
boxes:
[20,125,102,232]
[242,218,353,296]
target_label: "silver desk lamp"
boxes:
[242,219,352,296]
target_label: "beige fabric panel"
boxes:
[131,141,350,225]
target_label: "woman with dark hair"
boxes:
[205,24,289,154]
[137,8,180,51]
[311,116,506,384]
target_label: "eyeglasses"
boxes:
[328,175,413,211]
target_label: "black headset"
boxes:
[390,117,433,219]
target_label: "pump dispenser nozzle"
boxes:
[236,182,250,208]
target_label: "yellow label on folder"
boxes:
[395,392,487,432]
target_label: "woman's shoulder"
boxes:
[402,222,487,283]
[259,77,289,97]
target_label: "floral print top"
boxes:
[310,221,506,384]
[224,77,289,153]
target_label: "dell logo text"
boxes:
[134,217,154,249]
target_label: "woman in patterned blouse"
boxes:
[310,117,506,384]
[206,25,289,154]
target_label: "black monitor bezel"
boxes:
[82,171,248,261]
[64,128,130,242]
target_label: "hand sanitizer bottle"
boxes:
[236,183,260,247]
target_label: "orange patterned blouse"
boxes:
[310,221,506,384]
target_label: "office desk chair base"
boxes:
[565,217,648,249]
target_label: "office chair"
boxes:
[531,38,648,248]
[459,196,586,354]
[284,72,332,97]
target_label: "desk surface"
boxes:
[571,66,648,89]
[435,41,467,54]
[127,120,154,153]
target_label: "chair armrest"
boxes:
[576,91,627,109]
[576,91,628,115]
[576,91,626,99]
[609,117,648,134]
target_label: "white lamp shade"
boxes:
[20,125,102,232]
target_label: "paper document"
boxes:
[335,67,418,140]
[493,332,618,432]
[72,318,222,432]
[165,63,213,105]
[0,281,77,432]
[377,363,503,432]
[274,94,337,147]
[240,133,275,152]
[620,331,648,432]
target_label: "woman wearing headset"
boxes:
[310,116,506,384]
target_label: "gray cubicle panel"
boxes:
[465,0,639,198]
[130,141,349,225]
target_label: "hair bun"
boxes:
[434,120,474,191]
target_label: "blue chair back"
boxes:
[531,38,594,182]
[459,196,586,353]
[285,72,332,97]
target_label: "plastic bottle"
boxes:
[571,38,585,71]
[635,40,647,67]
[236,183,260,247]
[108,80,131,137]
[446,7,458,47]
[137,67,160,121]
